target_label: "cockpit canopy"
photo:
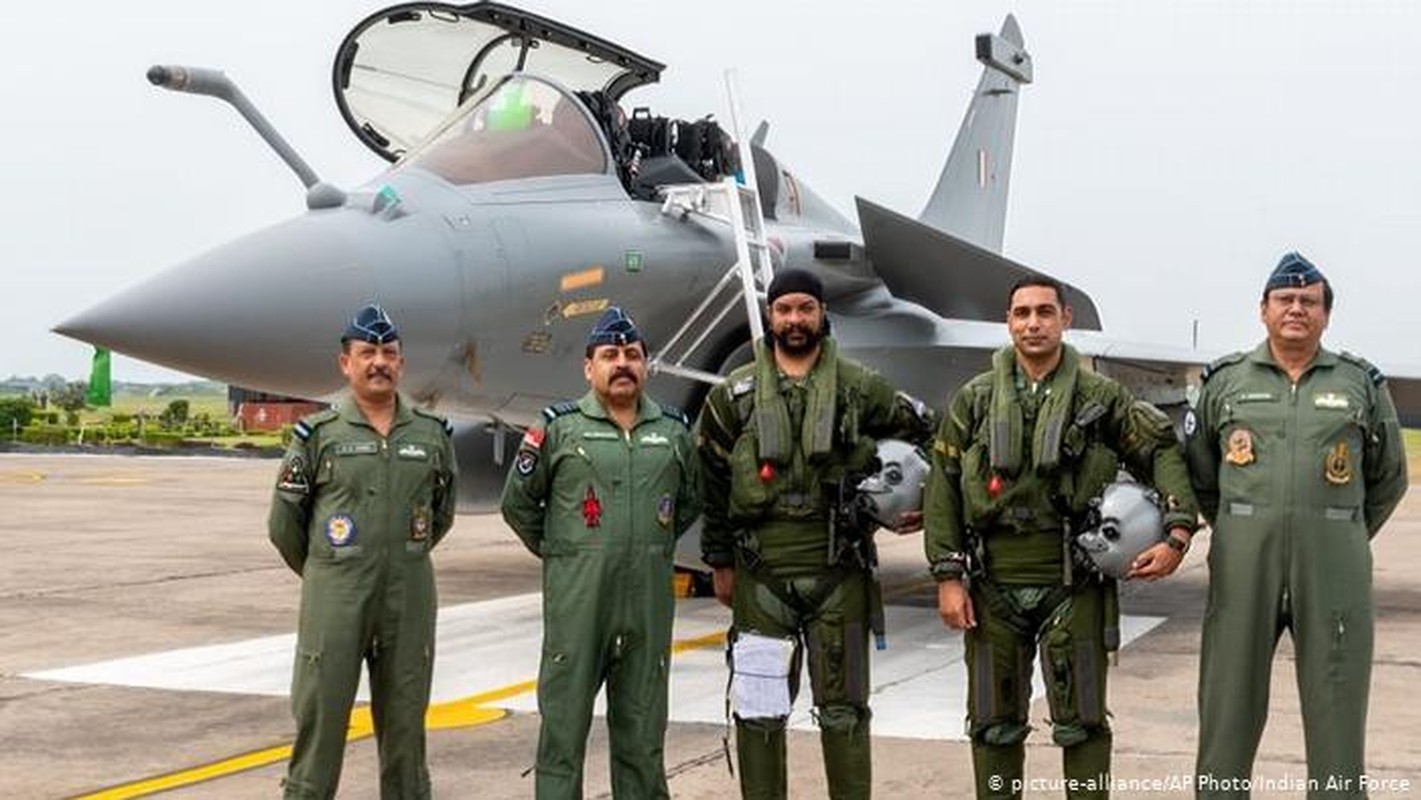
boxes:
[333,1,663,162]
[403,74,607,185]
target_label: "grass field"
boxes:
[1,386,284,450]
[82,392,229,423]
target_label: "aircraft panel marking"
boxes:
[559,266,605,292]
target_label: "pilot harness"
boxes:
[957,393,1127,655]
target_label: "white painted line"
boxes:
[24,594,1162,741]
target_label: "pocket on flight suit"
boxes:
[1218,397,1276,505]
[729,432,778,519]
[309,457,366,563]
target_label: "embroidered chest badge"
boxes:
[987,473,1005,498]
[325,514,357,547]
[1225,428,1255,466]
[759,461,776,483]
[1324,441,1353,486]
[582,485,603,528]
[657,494,674,528]
[410,507,431,541]
[397,443,428,460]
[1314,392,1350,410]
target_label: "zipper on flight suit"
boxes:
[378,436,392,594]
[1284,380,1298,588]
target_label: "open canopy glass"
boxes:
[333,2,663,162]
[401,74,607,184]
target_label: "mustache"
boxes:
[611,368,639,383]
[771,322,823,353]
[366,366,394,380]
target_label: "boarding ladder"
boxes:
[648,71,773,386]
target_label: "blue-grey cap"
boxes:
[1265,251,1326,293]
[587,306,642,349]
[342,304,400,344]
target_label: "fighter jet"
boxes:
[52,3,1244,499]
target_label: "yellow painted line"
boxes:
[559,265,604,292]
[672,630,727,654]
[75,740,303,800]
[78,632,725,798]
[77,475,149,486]
[0,470,44,484]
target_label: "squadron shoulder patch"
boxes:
[276,454,310,493]
[515,448,538,477]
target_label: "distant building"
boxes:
[228,387,325,432]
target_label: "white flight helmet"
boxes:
[856,439,929,532]
[1075,480,1164,579]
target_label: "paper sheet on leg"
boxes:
[731,632,796,719]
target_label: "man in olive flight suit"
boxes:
[269,304,457,799]
[698,268,935,800]
[1186,253,1407,798]
[925,276,1199,800]
[501,306,699,799]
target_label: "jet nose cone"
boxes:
[56,212,380,398]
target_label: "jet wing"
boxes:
[333,2,664,161]
[856,196,1102,331]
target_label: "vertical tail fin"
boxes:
[918,15,1032,253]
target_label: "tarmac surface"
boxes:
[2,452,1419,799]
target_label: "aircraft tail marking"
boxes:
[918,15,1032,253]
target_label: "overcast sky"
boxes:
[4,0,1418,383]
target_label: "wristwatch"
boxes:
[1165,531,1191,554]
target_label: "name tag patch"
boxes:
[336,442,379,456]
